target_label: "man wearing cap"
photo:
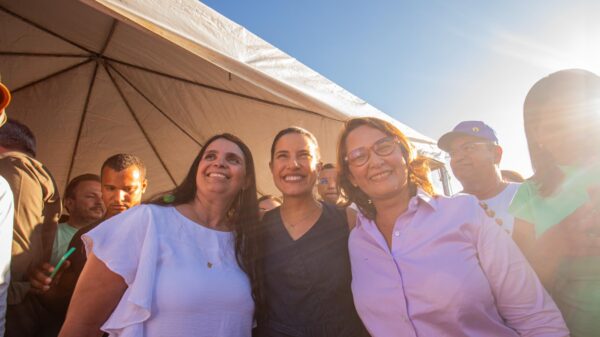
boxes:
[438,121,520,235]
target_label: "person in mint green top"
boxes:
[509,69,600,337]
[49,174,104,265]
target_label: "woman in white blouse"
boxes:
[59,133,261,337]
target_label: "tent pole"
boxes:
[106,57,343,121]
[65,62,100,188]
[0,51,89,58]
[12,59,93,93]
[0,5,95,54]
[105,64,177,186]
[107,63,203,146]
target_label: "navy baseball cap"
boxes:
[438,121,498,152]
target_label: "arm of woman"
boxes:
[478,218,568,336]
[58,253,127,337]
[512,217,563,288]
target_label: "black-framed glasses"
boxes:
[448,142,493,157]
[345,136,400,167]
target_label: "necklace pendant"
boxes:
[207,262,213,269]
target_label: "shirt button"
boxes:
[394,231,400,237]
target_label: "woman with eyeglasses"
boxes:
[255,127,367,337]
[336,117,568,337]
[509,69,600,336]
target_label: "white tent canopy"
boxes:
[0,0,443,197]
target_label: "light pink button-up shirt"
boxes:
[349,190,568,337]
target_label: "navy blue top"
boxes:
[256,202,368,337]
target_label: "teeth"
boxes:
[208,172,227,178]
[284,175,302,181]
[370,171,391,181]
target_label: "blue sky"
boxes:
[201,0,600,177]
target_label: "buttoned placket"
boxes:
[359,195,424,336]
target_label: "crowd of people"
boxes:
[0,68,598,337]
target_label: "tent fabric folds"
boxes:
[0,0,442,196]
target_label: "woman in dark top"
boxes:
[255,126,366,337]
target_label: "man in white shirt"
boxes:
[438,121,521,236]
[0,176,13,337]
[0,79,13,336]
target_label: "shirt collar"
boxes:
[355,188,437,228]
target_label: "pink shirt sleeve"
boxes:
[476,211,569,337]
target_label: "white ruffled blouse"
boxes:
[83,204,254,337]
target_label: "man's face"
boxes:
[101,166,147,218]
[448,136,500,188]
[317,168,341,205]
[65,180,104,225]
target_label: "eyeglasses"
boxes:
[345,136,400,167]
[448,142,493,157]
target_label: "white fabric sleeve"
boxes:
[475,206,569,337]
[0,177,14,337]
[82,204,160,337]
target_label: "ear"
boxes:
[493,145,503,165]
[64,198,74,214]
[141,179,148,194]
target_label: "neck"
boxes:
[463,171,507,200]
[66,216,94,229]
[281,193,321,219]
[373,187,411,228]
[190,194,233,230]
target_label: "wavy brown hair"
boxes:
[336,117,435,219]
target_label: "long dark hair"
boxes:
[336,117,435,220]
[524,69,600,196]
[149,133,263,311]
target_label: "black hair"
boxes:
[270,126,320,161]
[322,163,336,170]
[0,119,36,157]
[63,173,101,214]
[101,153,146,179]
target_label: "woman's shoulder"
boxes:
[428,193,486,230]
